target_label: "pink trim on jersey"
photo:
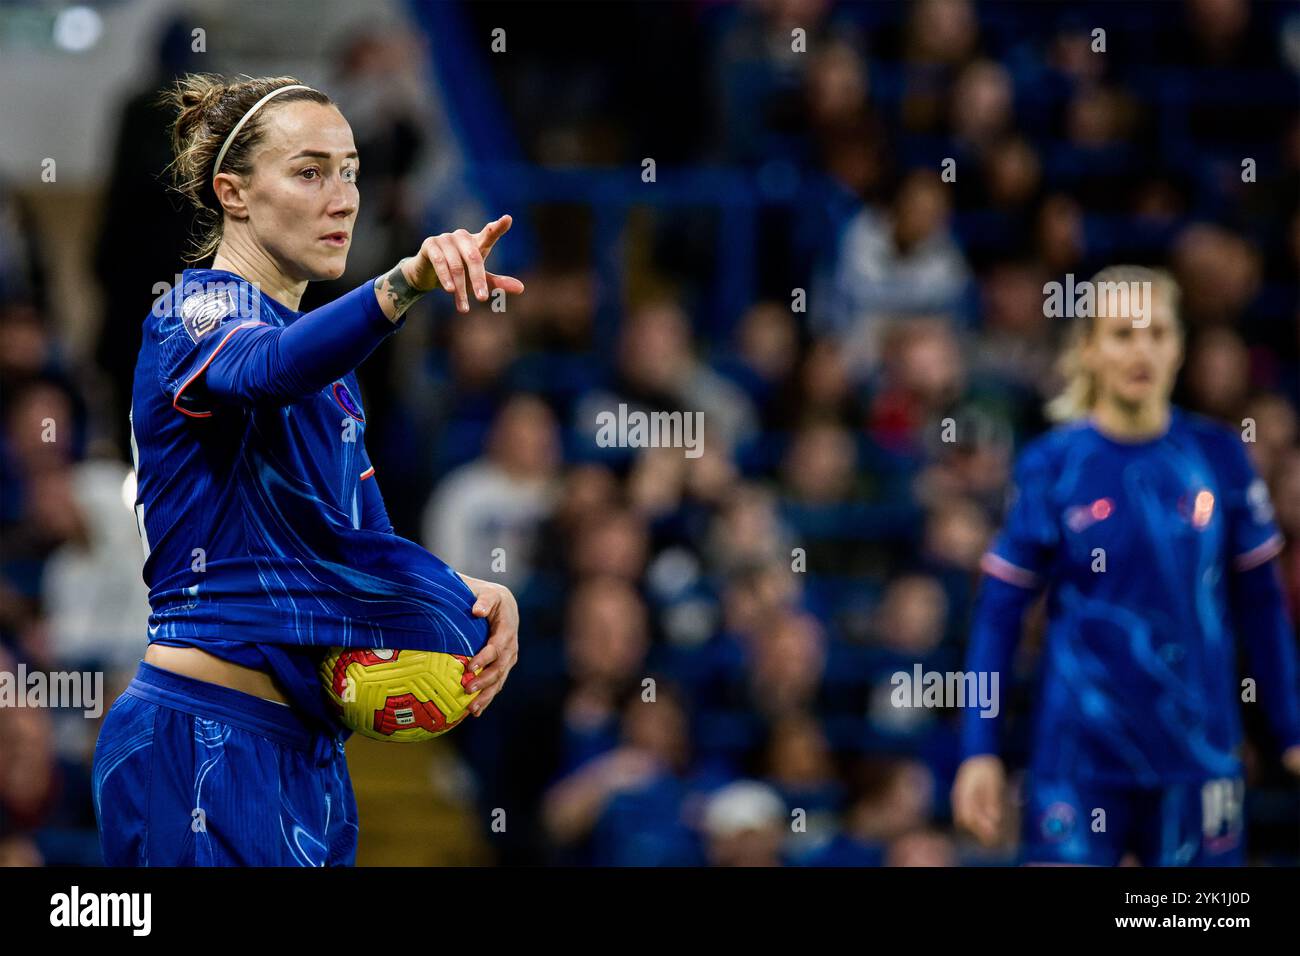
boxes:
[171,320,266,418]
[359,465,376,481]
[980,552,1040,589]
[1234,533,1284,572]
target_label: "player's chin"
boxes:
[1117,378,1157,405]
[307,248,349,281]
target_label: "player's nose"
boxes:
[326,197,355,219]
[325,180,356,218]
[1130,326,1158,355]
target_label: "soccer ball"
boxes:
[320,648,479,742]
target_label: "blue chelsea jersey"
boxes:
[982,409,1286,784]
[128,269,486,729]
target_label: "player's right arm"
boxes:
[162,217,523,414]
[952,443,1057,846]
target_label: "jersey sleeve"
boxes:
[159,277,404,417]
[1231,561,1300,751]
[1215,432,1284,571]
[961,574,1039,757]
[980,443,1058,590]
[156,287,266,418]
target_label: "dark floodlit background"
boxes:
[1,0,1299,866]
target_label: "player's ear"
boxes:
[212,172,250,221]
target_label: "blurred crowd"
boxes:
[3,0,1300,866]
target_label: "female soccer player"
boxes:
[92,74,524,865]
[952,265,1300,865]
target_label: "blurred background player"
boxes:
[952,266,1300,865]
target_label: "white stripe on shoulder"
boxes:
[980,552,1040,589]
[1234,533,1284,572]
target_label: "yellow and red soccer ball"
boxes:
[320,648,479,742]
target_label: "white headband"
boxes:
[211,84,313,182]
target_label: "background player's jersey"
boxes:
[981,409,1285,785]
[129,269,486,727]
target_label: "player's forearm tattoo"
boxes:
[374,262,424,322]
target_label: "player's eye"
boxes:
[300,167,320,181]
[342,166,358,184]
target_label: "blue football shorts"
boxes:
[92,660,357,866]
[1022,774,1245,866]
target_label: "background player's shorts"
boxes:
[92,660,358,866]
[1021,774,1245,866]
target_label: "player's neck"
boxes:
[211,242,307,313]
[1090,399,1170,443]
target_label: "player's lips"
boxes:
[320,232,349,247]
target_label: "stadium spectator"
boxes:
[817,169,972,349]
[422,393,561,589]
[699,779,788,867]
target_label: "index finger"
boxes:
[475,214,512,258]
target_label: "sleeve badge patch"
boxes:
[180,289,236,342]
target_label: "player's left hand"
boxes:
[458,574,519,717]
[1283,744,1300,777]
